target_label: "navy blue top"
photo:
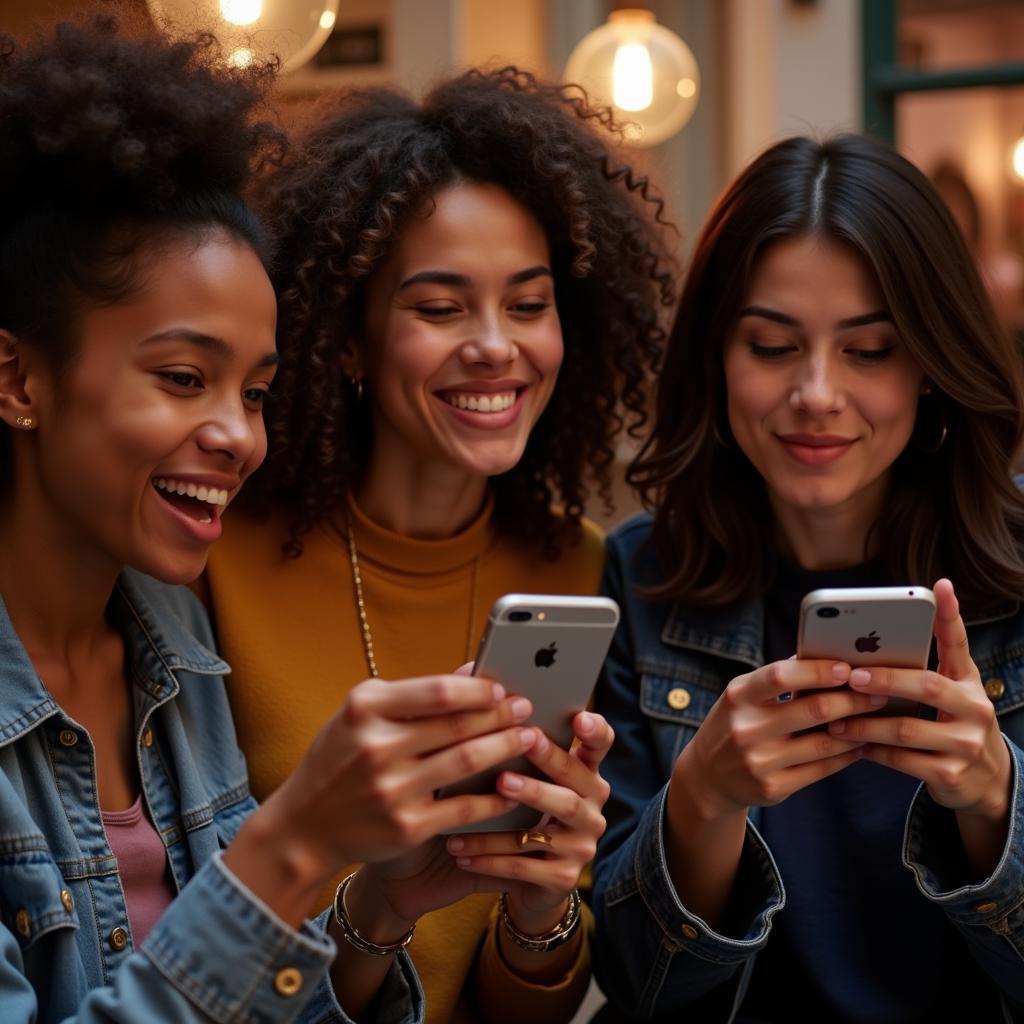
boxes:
[740,561,998,1023]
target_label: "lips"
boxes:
[150,474,238,543]
[776,433,857,466]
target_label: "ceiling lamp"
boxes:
[146,0,339,73]
[564,9,700,148]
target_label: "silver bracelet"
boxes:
[498,889,582,953]
[332,871,416,957]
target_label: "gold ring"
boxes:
[518,830,553,848]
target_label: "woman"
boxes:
[204,69,673,1023]
[591,134,1024,1021]
[0,16,551,1022]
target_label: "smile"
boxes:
[441,390,517,412]
[776,434,856,466]
[153,477,229,526]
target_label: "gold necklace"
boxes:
[346,523,480,679]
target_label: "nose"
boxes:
[459,315,518,368]
[195,397,261,466]
[789,349,844,417]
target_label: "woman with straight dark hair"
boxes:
[590,134,1024,1021]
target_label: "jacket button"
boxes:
[60,889,74,913]
[667,688,691,711]
[984,678,1005,701]
[109,926,129,951]
[274,967,303,996]
[976,901,998,914]
[142,727,154,748]
[681,923,699,940]
[15,909,30,937]
[59,729,78,747]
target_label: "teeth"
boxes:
[153,478,229,507]
[445,391,516,413]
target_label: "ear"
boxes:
[339,339,364,382]
[0,330,38,429]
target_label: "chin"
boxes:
[129,549,209,586]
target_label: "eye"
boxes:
[509,301,551,316]
[847,346,896,364]
[158,370,203,390]
[749,342,797,360]
[416,305,461,319]
[243,386,272,410]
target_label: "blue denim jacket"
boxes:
[591,514,1024,1022]
[0,570,424,1023]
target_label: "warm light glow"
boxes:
[612,43,653,112]
[1014,136,1024,182]
[219,0,261,27]
[319,10,336,30]
[677,78,696,99]
[228,46,254,67]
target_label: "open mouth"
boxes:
[437,388,522,413]
[152,477,228,525]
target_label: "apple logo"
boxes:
[534,642,557,668]
[855,630,881,654]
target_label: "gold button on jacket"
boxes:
[274,967,304,997]
[667,687,691,711]
[109,927,128,952]
[985,678,1006,701]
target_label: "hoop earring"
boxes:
[915,418,948,455]
[349,376,364,403]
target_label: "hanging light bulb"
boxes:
[564,9,700,147]
[146,0,340,74]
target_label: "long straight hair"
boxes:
[630,135,1024,612]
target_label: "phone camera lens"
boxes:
[817,607,840,619]
[508,610,532,622]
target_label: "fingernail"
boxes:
[533,731,549,754]
[578,712,594,734]
[519,727,536,748]
[492,683,506,702]
[870,694,888,707]
[456,857,471,868]
[832,663,850,681]
[831,720,846,734]
[502,773,524,792]
[849,669,871,687]
[511,697,532,720]
[447,837,465,852]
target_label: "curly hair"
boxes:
[0,9,283,377]
[248,66,676,557]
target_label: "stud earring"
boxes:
[14,416,34,429]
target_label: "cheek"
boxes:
[725,364,781,436]
[860,372,922,439]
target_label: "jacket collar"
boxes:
[0,571,227,747]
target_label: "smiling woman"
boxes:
[203,67,675,1024]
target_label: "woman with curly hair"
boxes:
[204,68,674,1023]
[0,14,548,1022]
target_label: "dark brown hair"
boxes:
[247,66,675,557]
[630,134,1024,612]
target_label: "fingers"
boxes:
[758,732,866,774]
[520,726,611,804]
[846,666,975,716]
[571,711,614,773]
[494,765,605,835]
[445,827,568,859]
[933,579,979,683]
[757,746,864,804]
[416,725,536,793]
[347,674,505,723]
[451,851,583,892]
[741,659,851,705]
[402,696,534,759]
[423,791,521,836]
[829,712,964,754]
[773,688,889,735]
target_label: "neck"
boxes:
[357,449,489,540]
[771,475,889,571]
[0,476,120,666]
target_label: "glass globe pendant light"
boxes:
[564,9,700,147]
[146,0,340,73]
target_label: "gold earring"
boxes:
[14,416,34,429]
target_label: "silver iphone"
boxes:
[798,586,936,715]
[437,593,620,833]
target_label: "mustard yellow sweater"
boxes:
[204,496,605,1024]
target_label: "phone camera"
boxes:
[508,610,532,622]
[817,607,840,619]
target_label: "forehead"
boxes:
[390,181,550,272]
[746,235,885,316]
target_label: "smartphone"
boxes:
[436,593,620,833]
[798,586,936,716]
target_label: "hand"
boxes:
[444,710,614,935]
[827,579,1011,870]
[225,674,535,925]
[673,658,882,823]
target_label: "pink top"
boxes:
[101,794,176,946]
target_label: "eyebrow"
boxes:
[397,265,553,291]
[141,328,279,368]
[738,305,893,330]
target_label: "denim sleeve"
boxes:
[590,541,785,1021]
[903,735,1024,1011]
[0,852,423,1023]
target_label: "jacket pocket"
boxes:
[639,668,722,768]
[0,851,78,951]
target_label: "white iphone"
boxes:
[798,586,936,716]
[436,593,620,833]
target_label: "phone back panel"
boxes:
[439,594,619,833]
[798,587,935,668]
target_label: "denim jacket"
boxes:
[0,570,424,1024]
[591,514,1024,1022]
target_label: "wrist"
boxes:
[504,891,570,936]
[345,868,418,944]
[670,744,740,829]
